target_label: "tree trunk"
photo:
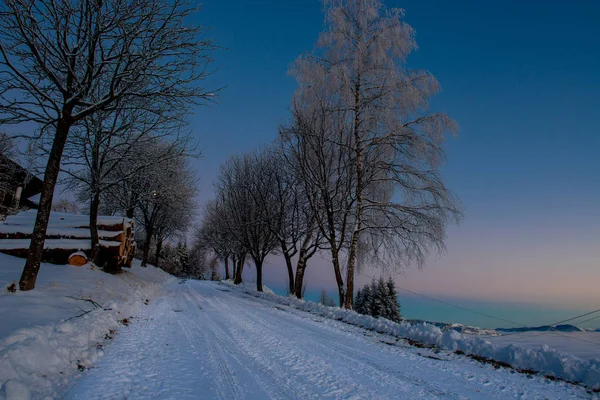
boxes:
[344,74,365,309]
[331,247,345,307]
[141,224,153,267]
[224,256,230,280]
[294,254,307,298]
[255,258,263,292]
[126,192,136,218]
[234,255,244,284]
[282,242,295,295]
[231,255,238,281]
[155,239,162,268]
[294,222,316,298]
[19,118,72,291]
[89,188,101,264]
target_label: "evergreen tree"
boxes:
[362,283,373,317]
[354,289,364,314]
[178,241,190,276]
[385,277,402,322]
[372,278,388,318]
[318,289,336,307]
[353,277,402,323]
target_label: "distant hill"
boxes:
[405,319,500,336]
[496,324,584,333]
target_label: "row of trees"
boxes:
[196,0,461,309]
[0,0,215,289]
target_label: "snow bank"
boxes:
[224,281,600,389]
[0,239,121,250]
[0,253,173,399]
[1,210,132,230]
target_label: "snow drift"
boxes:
[224,281,600,390]
[0,253,172,399]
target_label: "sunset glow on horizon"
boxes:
[192,0,600,312]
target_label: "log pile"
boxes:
[0,210,135,271]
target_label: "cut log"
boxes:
[68,251,88,267]
[0,210,136,271]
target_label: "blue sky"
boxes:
[187,1,600,308]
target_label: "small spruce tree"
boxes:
[353,277,402,323]
[385,277,402,322]
[354,289,364,314]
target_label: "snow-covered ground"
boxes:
[1,254,597,399]
[483,331,600,361]
[66,280,593,399]
[225,281,600,390]
[0,253,172,399]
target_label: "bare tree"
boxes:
[289,0,462,308]
[0,0,215,290]
[51,199,80,214]
[62,103,194,263]
[195,200,236,280]
[280,100,356,305]
[213,153,279,292]
[151,183,196,269]
[264,146,323,297]
[133,148,197,268]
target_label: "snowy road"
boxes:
[66,280,591,399]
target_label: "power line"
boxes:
[547,308,600,327]
[394,285,529,328]
[357,271,527,328]
[572,314,600,327]
[357,271,600,346]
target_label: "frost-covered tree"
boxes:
[0,0,216,290]
[212,152,279,291]
[51,199,80,214]
[290,0,462,308]
[195,199,238,280]
[177,242,190,276]
[62,102,195,263]
[280,98,355,306]
[250,147,323,297]
[136,154,197,268]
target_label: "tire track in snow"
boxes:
[214,291,458,399]
[173,281,245,400]
[214,284,591,400]
[177,283,302,400]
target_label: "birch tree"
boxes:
[0,0,215,290]
[290,0,462,308]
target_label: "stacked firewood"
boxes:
[0,210,135,272]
